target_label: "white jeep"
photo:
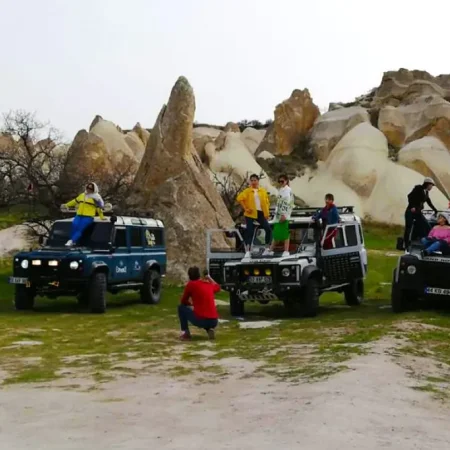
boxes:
[206,206,367,317]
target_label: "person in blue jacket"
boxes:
[312,193,340,226]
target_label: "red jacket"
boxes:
[180,280,220,319]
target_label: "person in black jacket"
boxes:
[403,177,438,248]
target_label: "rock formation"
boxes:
[256,89,320,157]
[130,76,234,280]
[311,106,369,160]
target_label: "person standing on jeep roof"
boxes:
[236,173,271,258]
[403,177,438,248]
[266,174,294,257]
[62,182,105,247]
[178,267,219,341]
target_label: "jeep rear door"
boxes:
[320,222,365,284]
[206,229,245,284]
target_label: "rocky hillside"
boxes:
[47,68,450,227]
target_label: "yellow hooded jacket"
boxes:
[66,183,104,219]
[237,187,270,219]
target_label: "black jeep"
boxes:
[392,210,450,312]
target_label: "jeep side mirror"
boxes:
[38,236,47,246]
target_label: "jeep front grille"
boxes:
[421,262,450,289]
[322,252,363,284]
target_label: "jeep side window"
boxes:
[130,227,142,247]
[358,224,364,245]
[345,225,358,247]
[144,228,163,247]
[114,228,127,248]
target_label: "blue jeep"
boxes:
[9,214,166,313]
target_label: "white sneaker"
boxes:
[244,251,251,258]
[263,249,274,256]
[65,240,73,247]
[282,251,290,257]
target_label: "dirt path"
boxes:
[0,339,449,450]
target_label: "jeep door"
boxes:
[112,226,131,283]
[320,222,365,285]
[129,226,145,281]
[142,226,166,275]
[206,229,245,284]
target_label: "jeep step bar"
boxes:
[109,282,143,293]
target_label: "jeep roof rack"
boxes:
[269,205,354,217]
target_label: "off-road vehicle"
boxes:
[207,206,367,317]
[392,209,450,312]
[9,209,166,313]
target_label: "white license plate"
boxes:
[248,276,272,284]
[425,287,450,296]
[8,277,28,285]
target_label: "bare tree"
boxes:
[212,168,265,222]
[0,110,136,238]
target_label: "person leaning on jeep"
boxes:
[403,177,438,248]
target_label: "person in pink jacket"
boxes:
[421,212,450,255]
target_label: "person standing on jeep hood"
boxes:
[403,177,438,248]
[63,182,105,247]
[236,174,271,258]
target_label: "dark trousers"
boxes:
[178,305,218,334]
[244,211,272,246]
[404,209,430,247]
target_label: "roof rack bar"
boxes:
[269,205,354,217]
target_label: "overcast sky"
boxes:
[1,0,449,140]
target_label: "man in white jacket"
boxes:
[264,174,294,257]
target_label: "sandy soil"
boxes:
[1,339,449,450]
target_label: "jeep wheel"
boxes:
[230,292,244,316]
[140,270,161,304]
[88,272,107,314]
[300,277,320,317]
[14,286,35,311]
[344,279,364,306]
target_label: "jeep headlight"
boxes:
[281,268,291,277]
[31,260,42,266]
[407,265,416,275]
[70,261,79,270]
[21,259,29,269]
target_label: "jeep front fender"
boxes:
[144,260,160,272]
[301,265,321,285]
[91,261,109,273]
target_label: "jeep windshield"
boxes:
[46,221,113,249]
[253,223,316,251]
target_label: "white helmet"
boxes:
[423,177,435,185]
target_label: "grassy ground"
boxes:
[0,204,47,230]
[1,221,450,394]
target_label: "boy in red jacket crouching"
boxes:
[178,267,219,341]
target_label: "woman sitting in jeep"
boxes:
[421,212,450,256]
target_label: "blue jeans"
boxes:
[70,215,94,243]
[421,237,449,254]
[178,304,218,334]
[245,211,272,246]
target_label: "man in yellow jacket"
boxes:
[236,174,272,257]
[62,182,105,247]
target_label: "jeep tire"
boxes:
[140,269,161,304]
[230,292,244,316]
[88,271,107,314]
[391,270,418,313]
[344,279,364,306]
[14,286,35,310]
[300,277,319,317]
